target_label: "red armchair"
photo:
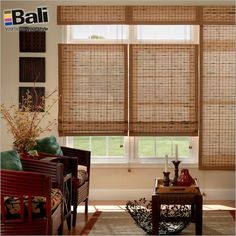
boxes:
[60,147,91,227]
[1,158,64,235]
[31,146,91,228]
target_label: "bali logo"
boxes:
[4,7,49,26]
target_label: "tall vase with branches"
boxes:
[0,86,58,153]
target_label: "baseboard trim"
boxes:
[90,188,235,201]
[201,188,235,200]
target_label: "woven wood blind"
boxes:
[57,6,200,25]
[130,6,198,24]
[201,6,235,24]
[199,24,236,170]
[57,6,128,24]
[129,44,198,136]
[58,44,128,136]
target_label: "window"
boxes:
[68,25,198,43]
[67,136,126,163]
[73,136,124,157]
[136,25,191,41]
[69,25,128,42]
[67,136,197,164]
[59,6,235,170]
[138,137,189,158]
[63,23,199,165]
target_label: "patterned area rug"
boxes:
[82,210,235,235]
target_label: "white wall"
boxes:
[1,1,235,201]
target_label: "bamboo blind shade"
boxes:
[201,6,235,24]
[57,6,201,25]
[58,44,128,136]
[130,6,198,24]
[57,6,128,24]
[129,44,198,136]
[199,24,236,170]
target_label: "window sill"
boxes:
[91,162,198,169]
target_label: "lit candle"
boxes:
[175,144,178,162]
[165,155,168,172]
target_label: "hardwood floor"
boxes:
[63,200,235,235]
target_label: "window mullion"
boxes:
[106,136,109,157]
[129,25,135,43]
[171,137,173,157]
[127,136,137,163]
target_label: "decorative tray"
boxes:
[154,178,200,194]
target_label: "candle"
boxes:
[175,144,178,162]
[165,155,168,172]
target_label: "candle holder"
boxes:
[171,160,181,186]
[163,171,170,186]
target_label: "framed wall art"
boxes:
[19,27,46,52]
[19,57,45,82]
[19,86,45,112]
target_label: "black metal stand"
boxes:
[163,172,170,186]
[171,160,181,186]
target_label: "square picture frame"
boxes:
[19,87,45,112]
[19,57,45,82]
[19,27,46,52]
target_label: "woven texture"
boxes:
[200,24,236,169]
[58,44,128,136]
[57,6,128,24]
[130,44,198,136]
[130,6,198,24]
[202,6,235,24]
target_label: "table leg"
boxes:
[191,203,195,221]
[195,194,203,235]
[152,195,160,235]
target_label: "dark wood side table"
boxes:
[152,178,203,235]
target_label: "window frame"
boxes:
[66,136,198,166]
[64,23,199,167]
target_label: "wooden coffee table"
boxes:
[152,178,203,235]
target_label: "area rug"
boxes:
[81,210,235,235]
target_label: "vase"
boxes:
[13,138,36,154]
[19,152,30,159]
[177,169,193,186]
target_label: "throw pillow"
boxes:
[34,136,63,156]
[1,150,23,171]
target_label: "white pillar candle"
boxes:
[165,155,168,172]
[175,144,178,162]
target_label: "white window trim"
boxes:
[65,136,198,168]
